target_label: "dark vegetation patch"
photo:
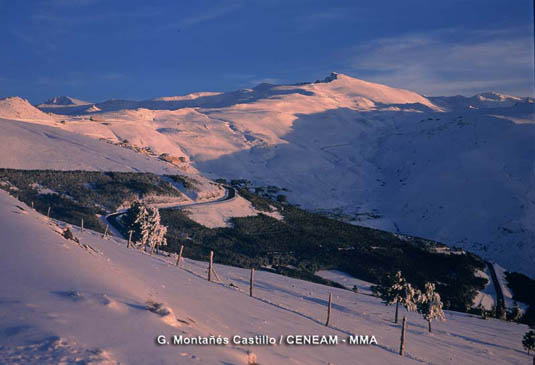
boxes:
[505,272,535,306]
[505,272,535,326]
[165,174,199,191]
[0,169,181,232]
[160,188,487,312]
[0,169,486,312]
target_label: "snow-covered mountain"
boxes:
[37,96,96,115]
[2,73,533,275]
[0,97,56,122]
[430,92,533,111]
[0,190,531,364]
[40,96,92,106]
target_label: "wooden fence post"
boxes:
[249,268,255,297]
[47,206,51,218]
[399,316,407,356]
[103,224,109,239]
[31,201,34,209]
[176,245,184,267]
[325,292,332,326]
[127,230,133,248]
[81,218,84,233]
[208,251,213,281]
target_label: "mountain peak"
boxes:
[316,72,339,83]
[0,96,55,121]
[306,72,442,111]
[1,96,30,103]
[41,96,91,106]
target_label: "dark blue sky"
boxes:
[1,0,533,103]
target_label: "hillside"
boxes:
[8,73,528,276]
[0,97,56,122]
[0,190,531,364]
[0,169,487,311]
[0,118,179,174]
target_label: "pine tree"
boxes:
[122,201,149,247]
[523,330,535,355]
[417,282,446,333]
[146,207,167,255]
[374,271,419,323]
[122,201,167,253]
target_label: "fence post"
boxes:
[325,292,332,326]
[127,230,133,248]
[176,245,184,267]
[31,201,34,209]
[47,206,51,218]
[400,316,407,356]
[250,268,255,297]
[81,218,84,233]
[208,251,213,281]
[103,224,109,239]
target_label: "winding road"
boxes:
[105,183,236,238]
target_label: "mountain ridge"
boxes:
[0,73,533,276]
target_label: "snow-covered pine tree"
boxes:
[146,206,167,255]
[122,201,167,253]
[417,282,446,333]
[122,201,149,247]
[374,271,419,323]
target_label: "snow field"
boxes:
[0,190,531,364]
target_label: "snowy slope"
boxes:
[0,190,531,364]
[316,270,375,296]
[0,118,223,201]
[0,118,178,174]
[472,269,496,310]
[4,73,534,275]
[0,97,56,122]
[183,193,282,228]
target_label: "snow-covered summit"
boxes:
[302,73,442,111]
[315,71,340,83]
[27,72,442,115]
[0,96,56,122]
[40,96,92,106]
[36,96,96,115]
